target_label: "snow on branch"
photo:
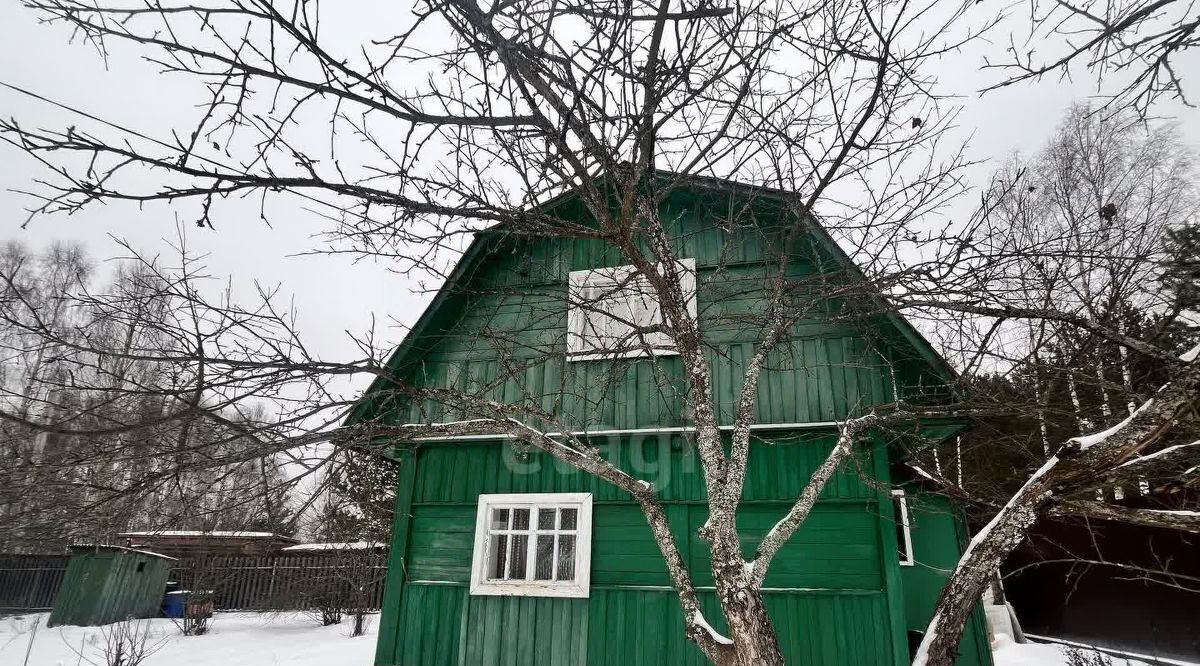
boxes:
[1116,441,1199,469]
[1068,399,1154,451]
[1055,500,1200,533]
[691,611,734,646]
[915,361,1200,666]
[1180,343,1200,363]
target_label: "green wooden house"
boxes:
[351,175,992,666]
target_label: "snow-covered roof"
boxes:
[68,544,178,561]
[281,541,387,552]
[119,530,294,539]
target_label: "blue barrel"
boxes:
[162,590,187,618]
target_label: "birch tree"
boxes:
[0,241,298,550]
[902,106,1200,665]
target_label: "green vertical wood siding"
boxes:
[898,490,994,666]
[385,335,918,433]
[392,584,464,665]
[360,182,982,665]
[374,436,981,666]
[377,447,419,664]
[463,595,589,666]
[386,583,902,666]
[48,547,172,627]
[409,433,875,505]
[353,187,951,433]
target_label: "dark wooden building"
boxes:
[118,530,298,558]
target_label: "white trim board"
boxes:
[891,489,914,567]
[412,420,847,442]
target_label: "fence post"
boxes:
[24,561,44,610]
[266,556,278,610]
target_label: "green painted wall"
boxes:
[373,435,991,666]
[379,435,910,666]
[48,547,173,627]
[360,182,986,665]
[898,489,994,666]
[352,186,952,434]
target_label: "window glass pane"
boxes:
[488,534,508,580]
[579,285,615,351]
[557,535,576,581]
[560,508,577,530]
[491,508,510,530]
[512,508,531,531]
[537,508,556,530]
[509,534,529,579]
[534,535,555,580]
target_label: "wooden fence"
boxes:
[0,554,70,613]
[0,552,388,614]
[171,553,390,612]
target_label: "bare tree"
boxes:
[986,0,1200,115]
[0,2,1197,666]
[901,106,1200,665]
[66,616,168,666]
[0,240,299,550]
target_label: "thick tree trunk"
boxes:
[699,528,787,666]
[913,466,1056,666]
[916,360,1200,666]
[717,583,785,666]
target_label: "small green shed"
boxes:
[48,545,175,627]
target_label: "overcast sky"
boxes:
[1,1,1198,402]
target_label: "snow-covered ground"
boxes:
[998,635,1199,666]
[0,612,377,666]
[0,611,1184,666]
[993,636,1156,666]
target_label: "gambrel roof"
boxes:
[348,171,957,430]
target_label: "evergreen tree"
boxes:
[317,450,397,542]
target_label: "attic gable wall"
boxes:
[357,186,950,432]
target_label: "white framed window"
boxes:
[469,493,593,598]
[892,489,914,566]
[567,258,696,361]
